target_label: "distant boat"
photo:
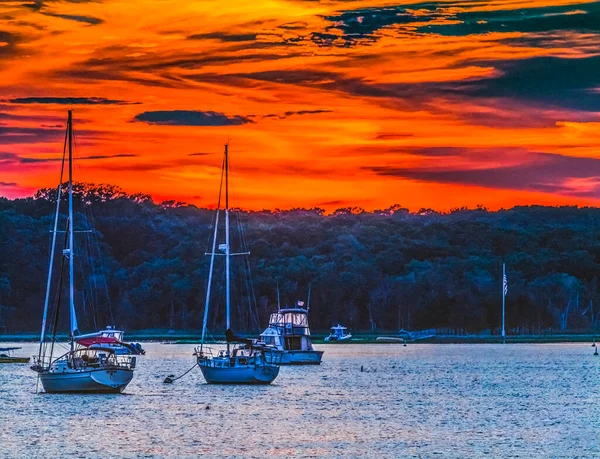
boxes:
[324,324,352,342]
[31,110,137,393]
[194,144,281,384]
[0,347,30,364]
[259,300,324,365]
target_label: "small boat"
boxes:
[31,110,136,393]
[324,324,352,342]
[0,347,30,363]
[258,299,324,365]
[194,144,281,384]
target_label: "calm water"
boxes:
[0,343,599,458]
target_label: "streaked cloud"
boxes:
[8,97,137,105]
[0,0,599,210]
[133,110,253,126]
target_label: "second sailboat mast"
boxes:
[67,110,78,348]
[224,144,230,333]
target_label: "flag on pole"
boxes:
[296,300,305,307]
[503,273,508,296]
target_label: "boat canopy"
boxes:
[76,336,119,347]
[269,310,309,328]
[268,309,311,336]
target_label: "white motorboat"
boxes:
[259,302,324,365]
[194,144,281,384]
[31,110,136,393]
[324,324,352,342]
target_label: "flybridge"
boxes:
[268,309,311,335]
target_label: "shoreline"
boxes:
[1,331,598,344]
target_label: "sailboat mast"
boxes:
[38,120,68,361]
[67,110,78,349]
[225,144,231,334]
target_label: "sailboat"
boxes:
[30,110,136,393]
[194,144,281,384]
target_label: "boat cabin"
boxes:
[261,308,317,351]
[330,325,348,338]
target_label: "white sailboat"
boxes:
[31,110,136,393]
[194,144,281,384]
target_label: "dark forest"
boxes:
[1,183,599,335]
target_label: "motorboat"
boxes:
[258,301,324,365]
[0,347,30,363]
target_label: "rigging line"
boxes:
[237,212,260,333]
[84,187,114,326]
[82,205,100,330]
[163,362,198,384]
[236,213,252,331]
[201,155,225,347]
[72,128,95,329]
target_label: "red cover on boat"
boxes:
[76,336,118,347]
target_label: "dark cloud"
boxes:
[233,52,600,115]
[0,182,17,187]
[42,13,103,25]
[0,126,99,144]
[133,110,253,126]
[19,153,136,163]
[188,152,210,156]
[320,6,439,45]
[262,109,332,119]
[188,32,257,42]
[8,97,137,105]
[367,148,600,197]
[0,126,64,144]
[457,56,600,112]
[419,2,600,36]
[0,152,19,164]
[0,31,22,60]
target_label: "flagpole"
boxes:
[502,262,506,344]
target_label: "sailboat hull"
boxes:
[279,350,323,365]
[39,368,133,393]
[199,361,279,384]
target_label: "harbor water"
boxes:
[1,343,599,458]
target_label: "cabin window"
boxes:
[284,337,302,350]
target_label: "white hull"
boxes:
[39,367,133,393]
[279,350,323,365]
[198,360,279,384]
[324,335,352,342]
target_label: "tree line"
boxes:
[1,183,599,335]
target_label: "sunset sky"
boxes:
[0,0,599,211]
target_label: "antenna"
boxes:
[277,282,281,311]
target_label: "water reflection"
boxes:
[1,343,598,458]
